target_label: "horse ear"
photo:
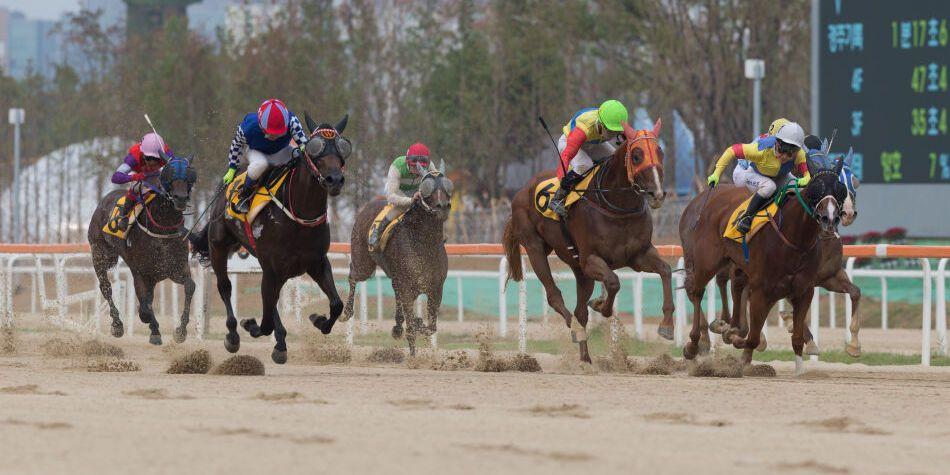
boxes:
[821,138,830,156]
[304,112,318,134]
[806,158,819,177]
[844,147,854,167]
[621,121,637,141]
[652,117,662,136]
[440,159,446,174]
[335,113,349,133]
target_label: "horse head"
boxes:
[159,152,197,212]
[302,112,350,196]
[839,147,859,226]
[804,156,849,235]
[621,119,666,209]
[417,163,453,222]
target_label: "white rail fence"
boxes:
[1,251,947,366]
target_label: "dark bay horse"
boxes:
[88,154,198,345]
[190,114,349,364]
[343,169,453,355]
[503,120,673,363]
[712,149,862,356]
[678,159,848,374]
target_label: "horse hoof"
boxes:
[391,325,404,340]
[780,312,794,333]
[240,318,260,337]
[683,342,698,360]
[709,319,730,334]
[272,349,288,365]
[309,313,328,330]
[846,342,862,358]
[224,333,240,353]
[805,340,820,356]
[111,321,124,338]
[149,334,162,346]
[174,326,187,344]
[587,298,603,313]
[657,325,674,341]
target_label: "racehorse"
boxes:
[189,113,349,364]
[712,148,862,357]
[678,157,848,373]
[342,169,453,355]
[88,154,198,345]
[503,120,673,363]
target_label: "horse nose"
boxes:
[325,174,344,186]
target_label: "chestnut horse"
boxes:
[678,158,847,373]
[503,120,673,363]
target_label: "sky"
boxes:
[0,0,81,20]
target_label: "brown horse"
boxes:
[503,120,673,363]
[190,113,349,364]
[342,170,453,355]
[678,158,847,373]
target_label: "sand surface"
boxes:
[2,330,950,475]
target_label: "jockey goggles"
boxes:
[775,139,799,156]
[407,155,430,170]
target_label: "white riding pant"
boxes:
[246,146,294,181]
[732,160,795,198]
[557,134,618,175]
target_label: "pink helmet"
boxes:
[140,133,166,159]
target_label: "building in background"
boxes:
[224,1,278,45]
[123,0,200,37]
[3,10,61,79]
[80,0,125,31]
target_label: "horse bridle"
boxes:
[414,171,449,214]
[302,127,349,185]
[584,132,661,215]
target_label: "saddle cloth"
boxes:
[532,164,601,221]
[102,193,156,239]
[723,195,781,243]
[368,203,408,253]
[225,169,291,224]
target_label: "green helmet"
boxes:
[598,99,628,132]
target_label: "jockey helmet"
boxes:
[140,132,165,159]
[598,100,628,132]
[258,98,290,136]
[406,142,430,175]
[767,118,790,136]
[774,121,805,153]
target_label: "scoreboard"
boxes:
[819,0,949,184]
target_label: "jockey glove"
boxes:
[706,171,720,187]
[223,167,236,184]
[797,175,811,187]
[131,173,146,182]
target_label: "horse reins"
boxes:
[581,133,661,216]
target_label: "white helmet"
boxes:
[774,122,805,149]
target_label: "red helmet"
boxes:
[406,143,430,174]
[257,98,290,136]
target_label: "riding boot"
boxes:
[368,217,391,252]
[235,177,259,214]
[117,198,137,229]
[549,170,584,218]
[736,193,770,235]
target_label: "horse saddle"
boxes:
[225,168,292,224]
[102,194,156,239]
[723,194,782,243]
[532,164,601,221]
[368,203,408,253]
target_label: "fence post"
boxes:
[705,278,716,345]
[845,257,856,344]
[937,258,948,356]
[810,288,819,362]
[634,273,643,340]
[519,275,527,353]
[457,275,464,323]
[675,257,686,347]
[376,272,383,322]
[921,258,932,366]
[498,256,508,337]
[880,277,888,330]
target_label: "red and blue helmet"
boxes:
[257,98,290,136]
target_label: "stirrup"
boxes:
[735,215,753,234]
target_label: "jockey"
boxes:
[111,132,170,228]
[223,98,309,213]
[367,143,437,250]
[708,121,810,234]
[548,99,628,217]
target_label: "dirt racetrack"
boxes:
[2,327,950,475]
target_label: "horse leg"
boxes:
[682,265,716,359]
[397,293,419,356]
[91,250,122,338]
[788,287,815,375]
[424,285,442,337]
[258,272,289,364]
[729,290,770,365]
[210,245,240,353]
[572,271,595,364]
[523,240,573,327]
[583,255,620,318]
[823,269,862,357]
[132,275,161,345]
[307,256,344,335]
[170,267,195,344]
[632,246,675,340]
[710,267,731,333]
[342,278,358,323]
[240,269,277,338]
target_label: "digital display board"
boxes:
[819,0,949,183]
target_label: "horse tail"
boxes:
[188,222,212,267]
[502,217,523,284]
